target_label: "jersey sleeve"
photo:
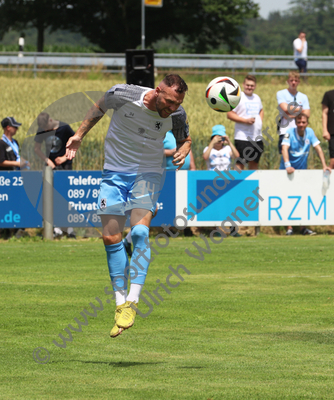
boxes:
[322,91,329,107]
[170,106,189,142]
[309,128,320,147]
[34,131,44,143]
[282,128,292,147]
[276,90,285,105]
[105,84,147,111]
[258,95,263,111]
[203,146,208,154]
[301,94,310,110]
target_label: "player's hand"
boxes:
[323,166,331,174]
[172,150,186,170]
[286,166,295,174]
[66,135,82,160]
[323,131,331,141]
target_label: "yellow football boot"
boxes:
[116,301,138,329]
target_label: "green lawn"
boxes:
[1,235,334,399]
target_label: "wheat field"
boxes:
[0,74,331,170]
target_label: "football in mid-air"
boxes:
[205,76,241,112]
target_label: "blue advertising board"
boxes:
[187,170,259,222]
[53,171,102,227]
[0,171,43,228]
[150,171,175,227]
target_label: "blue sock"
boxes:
[130,225,150,285]
[105,241,129,291]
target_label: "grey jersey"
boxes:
[104,84,189,173]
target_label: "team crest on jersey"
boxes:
[100,198,107,210]
[305,139,310,145]
[154,121,163,131]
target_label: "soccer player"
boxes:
[66,75,191,337]
[123,129,195,257]
[280,113,331,236]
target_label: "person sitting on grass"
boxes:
[280,112,331,236]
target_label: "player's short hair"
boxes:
[244,74,256,83]
[162,74,188,94]
[288,71,300,80]
[37,112,50,131]
[296,112,309,122]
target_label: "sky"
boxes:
[256,0,292,19]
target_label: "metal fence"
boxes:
[1,52,334,76]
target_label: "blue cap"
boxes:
[211,124,226,138]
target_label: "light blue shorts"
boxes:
[97,170,162,216]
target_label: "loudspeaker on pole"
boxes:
[125,49,155,88]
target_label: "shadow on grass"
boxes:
[62,360,164,367]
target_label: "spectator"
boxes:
[0,117,29,170]
[34,112,75,170]
[227,74,264,170]
[203,125,239,171]
[18,33,25,57]
[123,130,195,257]
[321,89,334,169]
[276,71,310,154]
[280,113,331,236]
[293,31,308,74]
[34,112,76,238]
[203,125,241,237]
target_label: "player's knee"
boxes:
[131,224,149,245]
[102,233,122,246]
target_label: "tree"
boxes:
[239,0,334,55]
[63,0,259,53]
[0,0,71,52]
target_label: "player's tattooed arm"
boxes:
[76,96,106,139]
[66,96,106,160]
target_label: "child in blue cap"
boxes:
[203,124,239,171]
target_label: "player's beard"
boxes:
[155,97,171,118]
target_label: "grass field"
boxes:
[1,235,334,399]
[0,74,332,171]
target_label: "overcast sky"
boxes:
[256,0,292,19]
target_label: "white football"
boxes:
[205,76,241,112]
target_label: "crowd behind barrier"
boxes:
[1,71,334,238]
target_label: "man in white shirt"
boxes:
[293,31,308,73]
[227,74,264,170]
